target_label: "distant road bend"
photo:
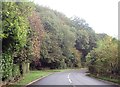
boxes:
[27,68,119,87]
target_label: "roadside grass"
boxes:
[87,74,120,85]
[45,68,72,72]
[15,69,70,85]
[15,71,50,85]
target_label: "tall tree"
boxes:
[28,11,44,70]
[2,2,33,81]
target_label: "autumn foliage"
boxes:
[28,11,44,69]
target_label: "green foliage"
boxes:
[86,36,119,78]
[2,2,33,52]
[34,5,101,69]
[35,5,83,69]
[2,2,119,84]
[70,17,97,66]
[2,2,34,82]
[12,64,21,81]
[2,52,13,81]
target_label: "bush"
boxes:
[2,53,13,81]
[12,64,21,81]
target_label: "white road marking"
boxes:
[67,73,70,79]
[67,73,72,83]
[69,78,72,83]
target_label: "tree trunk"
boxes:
[26,63,30,73]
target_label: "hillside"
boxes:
[1,2,119,85]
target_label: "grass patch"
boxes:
[15,71,50,85]
[87,74,120,85]
[45,68,72,72]
[15,69,68,85]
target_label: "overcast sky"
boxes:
[34,0,119,38]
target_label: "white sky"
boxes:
[34,0,119,38]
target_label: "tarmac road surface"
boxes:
[27,68,119,87]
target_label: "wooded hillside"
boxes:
[1,1,119,85]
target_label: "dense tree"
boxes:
[1,2,119,85]
[86,36,119,79]
[70,17,97,66]
[28,11,44,70]
[35,5,83,69]
[2,2,33,81]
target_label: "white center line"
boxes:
[67,73,72,83]
[68,73,70,79]
[69,78,72,83]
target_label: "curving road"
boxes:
[27,68,119,87]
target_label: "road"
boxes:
[27,68,119,87]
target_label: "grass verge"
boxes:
[16,71,50,85]
[87,74,120,85]
[15,69,69,85]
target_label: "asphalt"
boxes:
[27,68,119,87]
